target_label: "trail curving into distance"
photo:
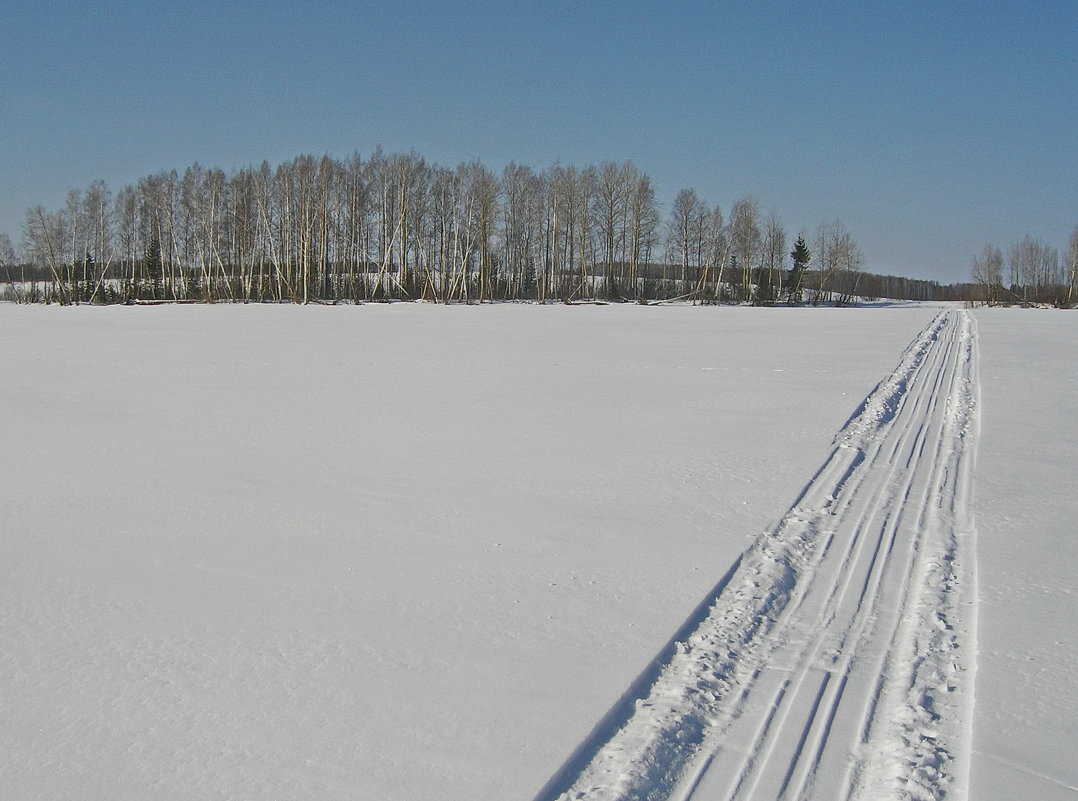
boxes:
[539,309,980,801]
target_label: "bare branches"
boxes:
[812,220,863,306]
[7,151,908,306]
[971,244,1004,306]
[973,232,1072,307]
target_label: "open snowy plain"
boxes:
[1,303,1074,800]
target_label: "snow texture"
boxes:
[1,302,1073,801]
[544,310,980,801]
[968,309,1078,801]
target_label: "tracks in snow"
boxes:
[539,310,979,801]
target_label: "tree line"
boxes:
[1,149,926,306]
[971,229,1078,307]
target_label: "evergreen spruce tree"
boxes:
[144,236,162,300]
[754,267,776,305]
[522,258,538,300]
[787,235,810,305]
[74,251,96,303]
[84,252,96,302]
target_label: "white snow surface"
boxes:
[968,309,1078,801]
[548,309,981,801]
[0,302,1072,800]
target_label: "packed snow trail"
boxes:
[540,310,979,801]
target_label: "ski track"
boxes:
[540,309,979,801]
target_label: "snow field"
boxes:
[7,302,1067,801]
[968,309,1078,801]
[547,310,980,801]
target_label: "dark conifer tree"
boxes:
[144,237,162,300]
[754,267,775,305]
[788,235,810,305]
[78,251,96,302]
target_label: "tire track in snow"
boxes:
[537,310,979,801]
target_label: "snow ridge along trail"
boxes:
[542,310,979,801]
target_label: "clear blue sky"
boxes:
[3,0,1075,283]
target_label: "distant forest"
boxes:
[1,150,1068,306]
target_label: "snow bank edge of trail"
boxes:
[530,554,745,801]
[851,309,980,800]
[535,310,978,801]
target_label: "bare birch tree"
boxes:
[757,211,786,305]
[626,171,659,300]
[666,188,707,300]
[82,180,113,302]
[593,161,631,299]
[0,232,18,301]
[1009,234,1061,304]
[813,220,862,305]
[729,195,761,302]
[1067,224,1078,306]
[502,162,544,300]
[971,244,1004,306]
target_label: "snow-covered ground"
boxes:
[0,302,1072,800]
[969,309,1078,801]
[548,309,981,801]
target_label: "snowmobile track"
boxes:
[539,309,979,801]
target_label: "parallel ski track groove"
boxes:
[709,313,958,801]
[739,316,961,801]
[842,311,977,800]
[543,310,977,801]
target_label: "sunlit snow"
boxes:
[1,303,1073,800]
